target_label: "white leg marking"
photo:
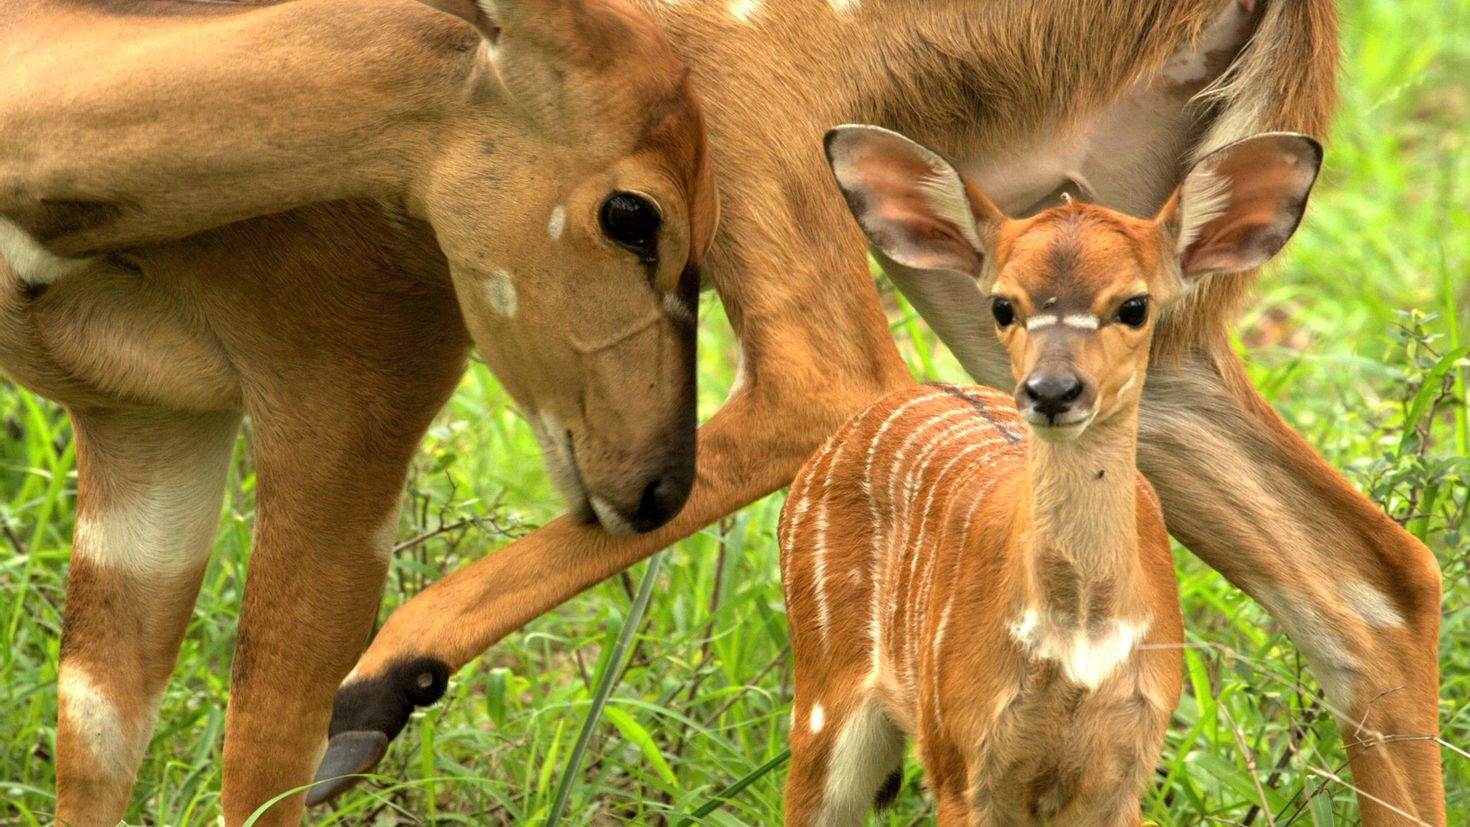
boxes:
[1342,580,1405,629]
[59,665,157,782]
[810,703,825,734]
[73,485,226,578]
[820,701,905,825]
[485,269,518,317]
[372,506,402,561]
[0,217,96,284]
[1254,586,1363,709]
[548,205,567,240]
[828,0,859,12]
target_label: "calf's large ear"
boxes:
[1158,132,1322,279]
[824,125,1005,276]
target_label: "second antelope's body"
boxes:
[780,384,1182,825]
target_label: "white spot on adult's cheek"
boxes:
[485,269,517,317]
[548,206,566,241]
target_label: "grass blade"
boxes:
[546,549,667,827]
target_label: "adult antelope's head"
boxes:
[825,127,1320,440]
[413,0,717,533]
[1,0,716,533]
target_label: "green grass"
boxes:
[3,0,1468,823]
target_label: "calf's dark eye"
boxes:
[599,193,661,263]
[1116,296,1148,328]
[991,297,1015,328]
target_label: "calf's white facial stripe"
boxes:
[548,206,567,241]
[1062,314,1099,330]
[1027,315,1059,330]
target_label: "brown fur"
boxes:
[0,1,1442,825]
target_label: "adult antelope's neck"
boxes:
[1019,410,1145,625]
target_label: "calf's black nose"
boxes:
[1023,374,1084,418]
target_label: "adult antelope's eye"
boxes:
[991,297,1015,328]
[599,192,661,263]
[1116,296,1149,328]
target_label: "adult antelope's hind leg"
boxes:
[56,407,241,827]
[219,389,457,826]
[1138,348,1444,826]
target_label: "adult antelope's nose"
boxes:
[589,462,694,537]
[1021,373,1084,419]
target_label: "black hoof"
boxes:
[306,730,388,805]
[307,656,450,806]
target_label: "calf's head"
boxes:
[825,127,1320,440]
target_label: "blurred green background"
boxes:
[2,0,1467,823]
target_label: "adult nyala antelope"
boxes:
[1,0,713,823]
[779,127,1320,825]
[1,0,1444,824]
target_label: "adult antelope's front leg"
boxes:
[313,381,900,796]
[57,407,241,826]
[1139,348,1443,826]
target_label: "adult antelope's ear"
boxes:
[1158,132,1322,279]
[823,125,1010,385]
[824,125,1005,277]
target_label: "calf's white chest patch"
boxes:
[1009,610,1150,689]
